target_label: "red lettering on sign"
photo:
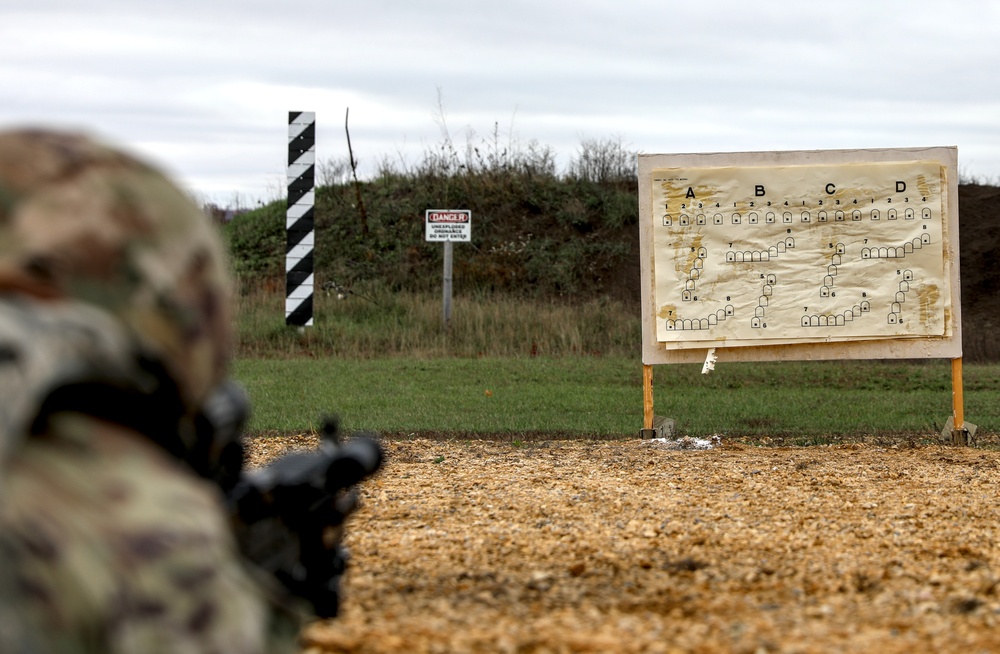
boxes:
[428,212,469,223]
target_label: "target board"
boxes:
[638,147,961,365]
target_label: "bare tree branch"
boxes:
[345,107,369,235]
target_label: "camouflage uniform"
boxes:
[0,130,301,652]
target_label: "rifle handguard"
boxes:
[227,427,383,618]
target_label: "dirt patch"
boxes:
[245,435,1000,653]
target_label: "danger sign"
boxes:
[425,209,471,242]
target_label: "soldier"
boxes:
[0,129,302,652]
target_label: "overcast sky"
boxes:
[3,0,998,205]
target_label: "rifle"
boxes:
[197,382,383,618]
[226,417,383,618]
[85,375,384,619]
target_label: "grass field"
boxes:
[232,356,1000,444]
[231,284,999,444]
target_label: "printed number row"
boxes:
[662,208,932,226]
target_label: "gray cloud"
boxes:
[3,0,998,203]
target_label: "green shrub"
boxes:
[221,136,640,303]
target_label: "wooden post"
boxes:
[951,357,966,445]
[643,364,654,430]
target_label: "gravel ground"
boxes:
[245,435,1000,653]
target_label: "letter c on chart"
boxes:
[825,183,836,195]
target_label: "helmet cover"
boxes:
[0,128,233,410]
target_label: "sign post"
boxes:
[442,241,454,328]
[425,209,472,329]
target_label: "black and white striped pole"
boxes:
[286,111,315,327]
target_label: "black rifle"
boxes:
[179,381,385,618]
[225,417,383,618]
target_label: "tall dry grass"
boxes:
[233,277,641,359]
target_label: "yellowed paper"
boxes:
[650,161,948,346]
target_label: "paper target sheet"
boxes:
[649,160,950,348]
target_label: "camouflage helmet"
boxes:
[0,128,233,411]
